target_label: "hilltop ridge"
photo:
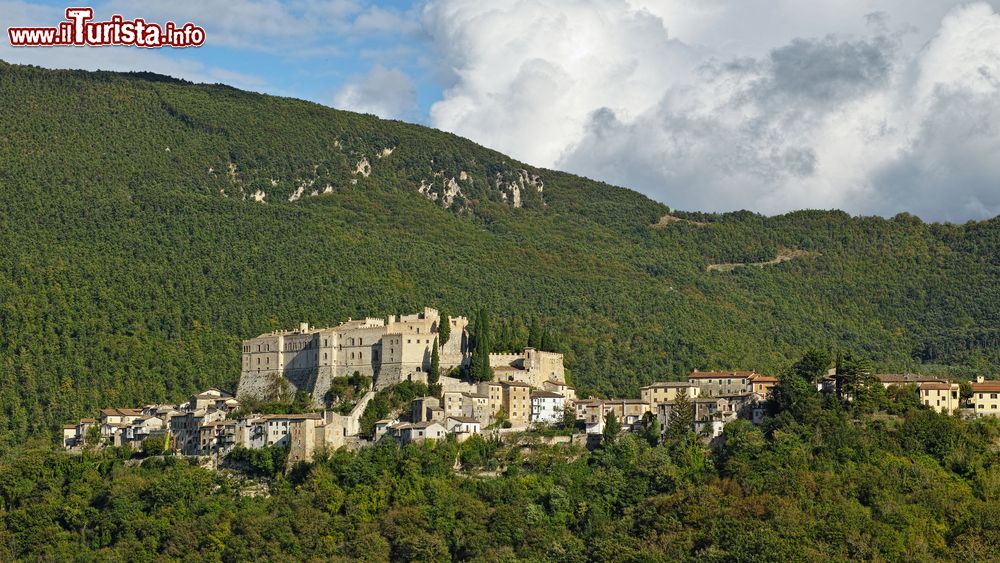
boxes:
[1,61,1000,444]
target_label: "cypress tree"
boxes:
[471,309,493,382]
[602,410,621,444]
[429,338,440,386]
[439,314,451,345]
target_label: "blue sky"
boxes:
[3,1,1000,221]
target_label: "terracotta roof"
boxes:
[397,421,445,430]
[531,390,563,399]
[447,416,480,424]
[972,382,1000,393]
[919,382,956,391]
[688,370,756,379]
[63,424,77,429]
[500,380,532,387]
[80,418,96,423]
[260,413,322,420]
[545,379,569,386]
[877,374,946,384]
[749,375,779,383]
[200,420,236,428]
[641,381,693,389]
[100,408,143,417]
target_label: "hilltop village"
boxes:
[62,308,1000,468]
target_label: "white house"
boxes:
[394,421,447,444]
[445,416,481,435]
[531,390,565,424]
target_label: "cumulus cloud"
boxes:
[423,0,1000,221]
[333,64,419,120]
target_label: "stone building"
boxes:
[501,381,532,426]
[687,370,758,397]
[640,381,700,406]
[490,348,565,389]
[238,308,469,404]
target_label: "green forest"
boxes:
[2,60,1000,450]
[1,357,998,561]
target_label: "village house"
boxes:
[171,408,227,455]
[918,381,961,415]
[62,418,96,449]
[389,421,448,445]
[748,374,780,398]
[971,377,1000,416]
[198,419,238,456]
[445,416,482,440]
[640,381,699,406]
[580,399,651,434]
[530,390,565,424]
[184,388,239,412]
[542,379,577,403]
[122,416,167,447]
[687,370,758,397]
[443,390,493,425]
[374,419,397,441]
[99,407,145,443]
[501,381,532,426]
[877,373,949,389]
[411,396,444,423]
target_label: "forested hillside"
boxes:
[2,376,999,560]
[2,60,1000,445]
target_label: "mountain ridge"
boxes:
[1,60,999,444]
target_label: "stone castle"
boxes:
[238,308,469,404]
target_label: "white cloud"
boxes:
[423,0,1000,221]
[333,64,418,119]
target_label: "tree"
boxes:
[528,317,542,349]
[836,352,884,413]
[665,391,695,442]
[429,338,440,386]
[470,309,493,382]
[562,405,577,428]
[438,314,451,345]
[85,424,102,448]
[793,349,832,384]
[639,411,660,446]
[602,410,621,444]
[142,434,168,456]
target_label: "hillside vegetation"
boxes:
[2,372,999,560]
[2,60,1000,445]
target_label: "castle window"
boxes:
[360,338,363,346]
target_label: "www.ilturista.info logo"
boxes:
[8,8,205,48]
